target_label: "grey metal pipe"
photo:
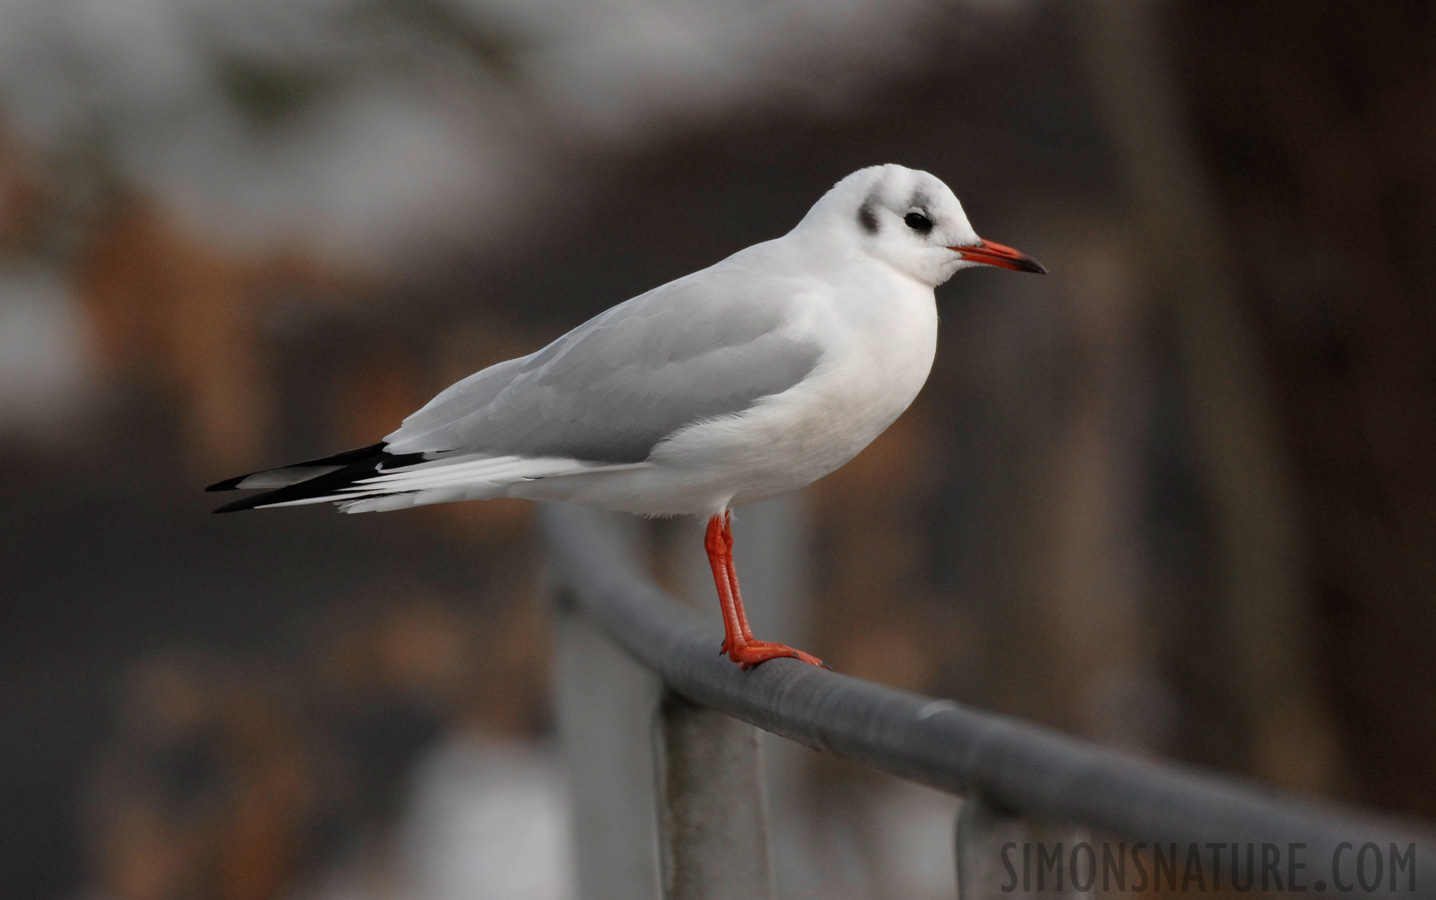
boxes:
[540,504,1436,897]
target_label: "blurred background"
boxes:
[1,0,1434,897]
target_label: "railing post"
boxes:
[550,512,663,900]
[652,502,787,900]
[955,795,1094,900]
[653,690,775,900]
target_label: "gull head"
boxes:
[797,164,1046,288]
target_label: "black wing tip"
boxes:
[213,494,266,514]
[206,475,249,492]
[204,442,392,497]
[207,442,411,514]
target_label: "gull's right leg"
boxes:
[704,512,825,670]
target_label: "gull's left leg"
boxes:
[705,511,825,670]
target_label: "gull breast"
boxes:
[653,273,939,504]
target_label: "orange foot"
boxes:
[720,638,828,671]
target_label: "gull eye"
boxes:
[904,212,933,234]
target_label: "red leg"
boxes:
[704,514,749,655]
[704,512,826,670]
[717,513,755,643]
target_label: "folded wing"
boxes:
[211,256,822,513]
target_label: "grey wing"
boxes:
[384,268,822,463]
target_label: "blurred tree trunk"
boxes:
[1161,0,1436,817]
[1069,0,1343,793]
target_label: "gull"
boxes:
[209,164,1045,669]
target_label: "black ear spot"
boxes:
[857,198,879,235]
[904,212,933,234]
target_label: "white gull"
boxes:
[210,163,1045,668]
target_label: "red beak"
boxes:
[948,239,1047,274]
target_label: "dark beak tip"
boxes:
[954,239,1048,276]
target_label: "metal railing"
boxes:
[541,504,1436,899]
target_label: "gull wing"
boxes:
[385,254,823,464]
[211,245,823,514]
